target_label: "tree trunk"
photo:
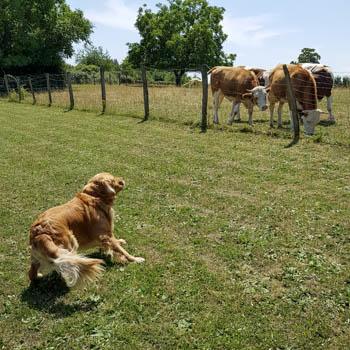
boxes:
[174,69,185,86]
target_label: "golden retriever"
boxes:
[28,173,144,287]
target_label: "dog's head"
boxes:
[82,173,125,203]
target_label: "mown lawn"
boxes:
[0,101,349,349]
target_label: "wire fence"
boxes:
[1,66,349,147]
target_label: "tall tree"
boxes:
[0,0,92,74]
[127,0,236,86]
[297,48,321,63]
[76,44,116,71]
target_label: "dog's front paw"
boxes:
[118,239,127,245]
[134,257,145,263]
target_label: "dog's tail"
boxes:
[53,251,104,287]
[31,234,104,287]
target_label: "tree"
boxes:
[296,48,321,64]
[76,44,117,71]
[127,0,236,86]
[0,0,92,74]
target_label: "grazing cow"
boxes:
[301,63,335,121]
[268,64,324,135]
[209,66,269,126]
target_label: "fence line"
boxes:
[1,66,350,147]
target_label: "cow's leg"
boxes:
[248,104,254,126]
[227,102,240,125]
[289,110,294,131]
[277,102,284,128]
[213,90,224,124]
[269,103,275,128]
[327,96,335,121]
[234,102,241,121]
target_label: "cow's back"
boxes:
[210,67,258,98]
[269,64,317,110]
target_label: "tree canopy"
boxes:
[76,44,117,71]
[296,48,321,64]
[127,0,236,85]
[0,0,92,74]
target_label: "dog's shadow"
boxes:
[21,272,103,317]
[21,253,123,317]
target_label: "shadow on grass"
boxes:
[20,272,102,317]
[319,120,336,127]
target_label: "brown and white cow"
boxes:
[268,64,324,135]
[209,66,269,126]
[232,67,270,121]
[301,63,335,121]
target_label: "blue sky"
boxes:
[66,0,350,73]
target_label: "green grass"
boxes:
[0,101,349,349]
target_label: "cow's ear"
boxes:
[242,92,252,99]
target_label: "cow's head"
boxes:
[301,109,324,135]
[242,86,270,111]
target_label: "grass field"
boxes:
[0,101,349,349]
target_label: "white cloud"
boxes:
[223,14,290,48]
[85,0,137,32]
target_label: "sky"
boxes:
[66,0,350,73]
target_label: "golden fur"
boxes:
[28,173,144,287]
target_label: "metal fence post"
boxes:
[4,75,10,96]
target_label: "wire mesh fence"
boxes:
[1,66,350,147]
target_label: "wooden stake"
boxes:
[67,73,74,110]
[45,73,52,106]
[201,65,208,133]
[100,67,106,113]
[141,64,149,121]
[28,77,36,104]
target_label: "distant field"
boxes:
[14,84,350,146]
[0,101,349,349]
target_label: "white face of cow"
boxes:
[250,86,269,111]
[301,109,322,135]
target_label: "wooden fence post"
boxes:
[109,73,112,85]
[4,75,10,96]
[100,66,106,113]
[45,73,52,106]
[16,76,22,102]
[201,65,208,133]
[66,73,74,110]
[141,64,149,121]
[117,71,121,85]
[28,77,36,104]
[283,64,300,147]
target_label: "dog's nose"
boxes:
[261,105,268,111]
[118,180,125,187]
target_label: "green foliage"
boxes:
[127,0,236,85]
[67,64,100,83]
[342,76,350,87]
[0,0,92,74]
[76,44,117,71]
[333,75,350,87]
[296,48,321,63]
